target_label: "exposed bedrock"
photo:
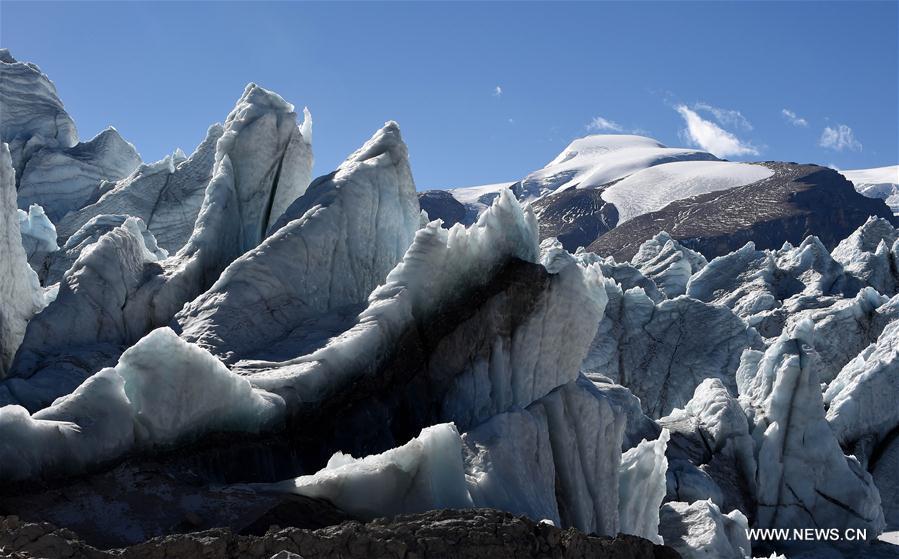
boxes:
[0,510,683,559]
[589,163,898,261]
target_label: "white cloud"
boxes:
[819,124,862,152]
[694,102,753,131]
[675,105,759,158]
[586,116,624,132]
[493,85,503,97]
[781,108,808,127]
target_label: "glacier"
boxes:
[54,124,226,255]
[16,127,142,222]
[630,231,707,298]
[176,121,417,364]
[0,328,283,481]
[4,48,899,559]
[3,83,313,410]
[618,430,669,543]
[659,500,751,559]
[737,319,885,536]
[0,144,45,378]
[17,203,58,274]
[0,49,78,178]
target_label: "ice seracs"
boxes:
[661,379,757,521]
[630,232,707,298]
[0,144,45,378]
[824,319,899,527]
[831,216,899,295]
[5,84,312,409]
[0,49,78,176]
[737,319,885,536]
[17,203,58,274]
[176,121,417,364]
[43,214,168,286]
[268,373,628,536]
[0,51,142,221]
[686,237,856,337]
[659,500,751,559]
[215,83,313,249]
[275,423,473,519]
[16,127,142,221]
[0,328,284,481]
[618,430,669,543]
[55,124,226,254]
[582,278,763,419]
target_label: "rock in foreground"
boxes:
[0,509,681,559]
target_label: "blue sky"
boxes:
[2,1,897,189]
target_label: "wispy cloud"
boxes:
[675,105,759,158]
[694,102,753,131]
[819,124,862,152]
[493,85,503,97]
[781,108,808,127]
[586,116,624,132]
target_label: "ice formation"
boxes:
[7,84,312,391]
[831,216,899,295]
[461,409,561,525]
[247,187,605,424]
[737,319,885,535]
[17,203,58,273]
[686,236,859,337]
[4,48,899,559]
[55,124,227,254]
[0,49,78,176]
[215,84,313,249]
[661,379,757,520]
[630,232,707,298]
[43,214,168,286]
[582,278,763,418]
[659,500,751,559]
[176,122,417,363]
[618,429,669,543]
[273,374,627,536]
[445,181,517,223]
[825,318,899,527]
[0,328,283,481]
[525,376,625,535]
[0,144,45,378]
[783,287,893,383]
[277,423,473,518]
[12,217,165,376]
[16,127,142,221]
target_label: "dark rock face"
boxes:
[533,187,618,251]
[417,189,469,227]
[0,509,682,559]
[588,163,898,261]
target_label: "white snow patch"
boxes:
[601,160,774,224]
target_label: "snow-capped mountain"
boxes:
[432,135,896,258]
[3,49,899,559]
[843,165,899,214]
